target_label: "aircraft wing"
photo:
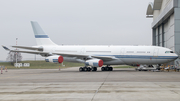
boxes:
[2,45,118,61]
[92,56,118,61]
[2,45,91,58]
[2,45,48,55]
[10,50,49,55]
[12,46,43,51]
[52,52,89,59]
[2,45,10,51]
[52,52,117,61]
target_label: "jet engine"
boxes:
[85,59,103,67]
[45,55,63,63]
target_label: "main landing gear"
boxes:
[101,66,113,71]
[79,67,97,72]
[79,66,113,72]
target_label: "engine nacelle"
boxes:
[85,59,103,67]
[45,55,63,63]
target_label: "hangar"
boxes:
[146,0,180,64]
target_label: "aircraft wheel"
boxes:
[101,67,105,71]
[94,67,97,71]
[109,67,113,71]
[92,67,96,71]
[87,67,91,71]
[91,67,94,71]
[79,67,83,72]
[84,67,87,72]
[106,67,110,71]
[111,67,113,71]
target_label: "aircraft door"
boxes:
[153,49,159,57]
[120,48,125,57]
[80,48,85,54]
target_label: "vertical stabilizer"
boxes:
[31,21,57,46]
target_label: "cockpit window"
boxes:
[165,51,174,53]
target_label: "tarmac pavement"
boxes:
[0,67,180,101]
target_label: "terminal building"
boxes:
[146,0,180,65]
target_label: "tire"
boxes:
[87,67,91,71]
[110,67,113,71]
[92,67,97,71]
[94,67,97,71]
[91,67,94,71]
[106,67,109,71]
[79,67,83,72]
[101,67,105,71]
[84,67,87,71]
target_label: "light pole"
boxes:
[16,38,18,68]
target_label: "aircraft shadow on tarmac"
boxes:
[56,69,136,73]
[19,69,137,74]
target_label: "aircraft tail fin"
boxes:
[31,21,57,46]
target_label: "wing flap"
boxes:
[2,45,118,61]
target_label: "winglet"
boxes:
[2,45,10,51]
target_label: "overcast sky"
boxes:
[0,0,153,61]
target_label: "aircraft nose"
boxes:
[174,53,179,59]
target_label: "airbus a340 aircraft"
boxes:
[2,21,178,72]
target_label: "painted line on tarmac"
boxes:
[91,72,110,101]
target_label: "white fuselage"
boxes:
[42,45,178,65]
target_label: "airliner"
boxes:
[2,21,178,72]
